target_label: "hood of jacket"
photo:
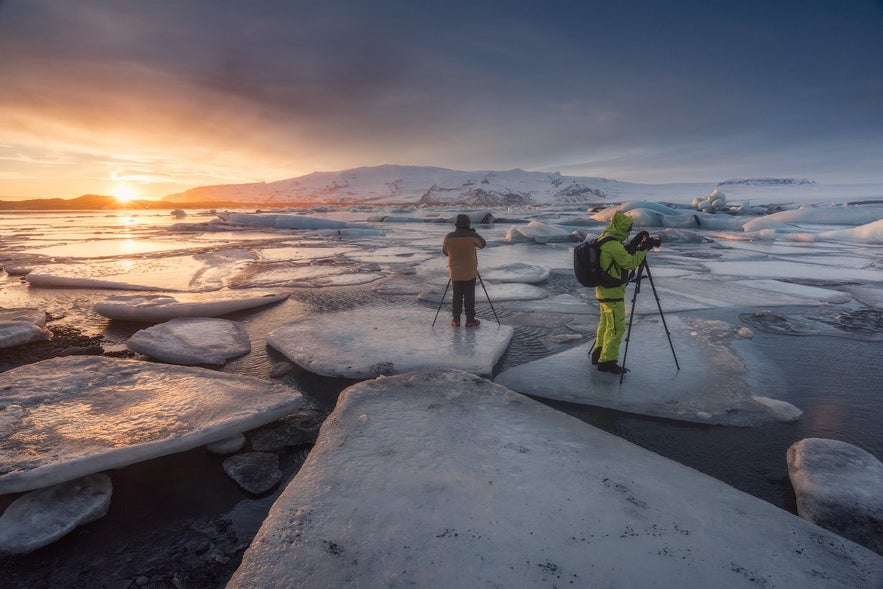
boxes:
[603,211,633,241]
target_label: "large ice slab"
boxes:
[228,370,882,589]
[0,307,50,348]
[126,318,251,365]
[93,291,288,322]
[267,307,513,378]
[0,356,305,494]
[787,438,883,555]
[495,315,800,425]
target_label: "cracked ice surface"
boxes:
[495,315,800,426]
[228,370,882,589]
[0,356,304,494]
[267,307,513,378]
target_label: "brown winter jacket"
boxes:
[442,228,487,281]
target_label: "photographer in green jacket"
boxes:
[591,211,656,374]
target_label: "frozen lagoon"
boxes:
[2,200,883,583]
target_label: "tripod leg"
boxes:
[642,262,680,370]
[432,278,452,327]
[619,262,644,383]
[476,272,501,325]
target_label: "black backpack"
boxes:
[573,235,627,287]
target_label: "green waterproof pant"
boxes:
[595,300,626,363]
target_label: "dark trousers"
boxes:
[452,278,477,320]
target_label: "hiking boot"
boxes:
[465,319,481,327]
[590,346,602,365]
[451,319,460,327]
[597,361,629,374]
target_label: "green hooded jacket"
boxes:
[595,211,646,300]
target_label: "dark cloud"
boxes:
[1,0,882,193]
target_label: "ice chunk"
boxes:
[228,369,881,589]
[267,307,513,378]
[0,308,51,348]
[787,438,883,555]
[0,474,112,554]
[495,315,799,426]
[126,317,251,365]
[94,292,288,322]
[0,356,304,494]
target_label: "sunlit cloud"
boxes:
[0,1,880,197]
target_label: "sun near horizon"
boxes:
[111,184,139,204]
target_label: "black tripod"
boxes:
[619,259,679,383]
[432,272,500,326]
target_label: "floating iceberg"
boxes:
[267,307,513,378]
[126,317,251,365]
[228,370,880,588]
[94,292,288,322]
[0,356,304,494]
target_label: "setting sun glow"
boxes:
[112,184,138,203]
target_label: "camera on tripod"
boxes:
[641,235,662,250]
[626,231,662,253]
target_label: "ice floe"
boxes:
[787,438,883,555]
[494,315,799,425]
[0,356,304,494]
[126,317,251,365]
[228,370,881,588]
[93,292,288,322]
[267,307,513,378]
[0,307,50,348]
[25,250,256,292]
[0,474,112,554]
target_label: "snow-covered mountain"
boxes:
[162,164,881,207]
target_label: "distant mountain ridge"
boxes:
[162,165,722,206]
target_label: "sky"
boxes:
[1,0,882,200]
